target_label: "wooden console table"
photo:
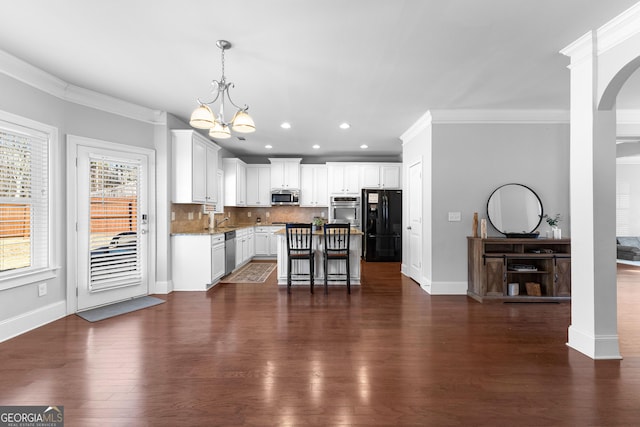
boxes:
[467,237,571,303]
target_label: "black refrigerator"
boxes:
[362,189,402,262]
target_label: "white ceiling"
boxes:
[0,0,638,160]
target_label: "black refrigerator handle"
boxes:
[384,193,389,232]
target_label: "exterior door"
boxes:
[407,160,422,283]
[74,144,150,311]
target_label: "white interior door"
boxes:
[74,144,149,311]
[408,160,422,283]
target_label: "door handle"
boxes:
[406,226,412,230]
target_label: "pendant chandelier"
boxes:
[190,40,255,139]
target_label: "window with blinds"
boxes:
[89,158,141,291]
[0,123,49,274]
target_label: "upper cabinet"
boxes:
[300,164,328,207]
[327,162,360,196]
[360,163,402,189]
[171,130,220,205]
[223,158,247,207]
[246,165,271,207]
[269,158,301,189]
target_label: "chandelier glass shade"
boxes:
[190,40,255,138]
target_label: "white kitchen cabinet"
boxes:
[246,165,271,206]
[214,169,224,214]
[211,233,226,282]
[247,228,255,260]
[172,234,223,291]
[360,163,402,189]
[172,130,220,204]
[269,158,301,189]
[380,164,402,189]
[300,164,328,207]
[234,227,254,268]
[223,158,247,207]
[254,225,284,257]
[327,163,360,195]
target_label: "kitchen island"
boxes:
[275,228,363,287]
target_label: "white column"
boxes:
[563,32,621,360]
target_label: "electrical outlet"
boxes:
[266,212,270,218]
[171,211,175,221]
[38,283,47,297]
[188,212,194,220]
[198,212,202,219]
[448,212,461,222]
[321,211,325,218]
[247,211,252,217]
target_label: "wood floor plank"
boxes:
[1,261,639,426]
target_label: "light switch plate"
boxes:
[448,212,461,222]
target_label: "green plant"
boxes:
[543,214,561,227]
[312,217,324,226]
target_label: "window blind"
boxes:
[89,158,141,291]
[0,126,48,273]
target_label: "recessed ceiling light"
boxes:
[280,122,291,129]
[360,144,368,149]
[339,122,351,129]
[265,144,273,149]
[312,144,320,149]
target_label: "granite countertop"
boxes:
[171,224,285,236]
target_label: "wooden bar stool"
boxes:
[323,223,351,294]
[285,223,315,293]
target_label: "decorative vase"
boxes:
[552,227,561,239]
[472,212,478,237]
[480,219,487,238]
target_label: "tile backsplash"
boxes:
[171,204,329,233]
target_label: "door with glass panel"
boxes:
[75,145,149,311]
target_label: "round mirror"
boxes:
[486,183,543,237]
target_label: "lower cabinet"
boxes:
[254,226,284,258]
[235,227,254,269]
[467,237,571,302]
[172,234,226,291]
[211,234,225,282]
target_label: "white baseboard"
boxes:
[417,279,467,295]
[154,280,173,294]
[567,325,623,360]
[429,281,467,295]
[0,301,67,343]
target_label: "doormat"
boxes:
[76,296,165,322]
[220,262,276,283]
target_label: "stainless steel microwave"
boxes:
[271,189,299,205]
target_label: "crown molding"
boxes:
[428,109,569,124]
[400,111,432,143]
[560,31,594,69]
[0,49,164,125]
[597,2,640,56]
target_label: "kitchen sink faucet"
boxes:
[215,217,230,228]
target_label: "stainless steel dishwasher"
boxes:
[224,230,236,275]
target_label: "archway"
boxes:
[561,3,640,359]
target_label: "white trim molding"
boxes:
[429,109,569,124]
[597,2,640,56]
[567,326,622,360]
[0,301,66,343]
[400,111,432,143]
[0,49,165,125]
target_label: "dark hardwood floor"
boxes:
[1,262,639,426]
